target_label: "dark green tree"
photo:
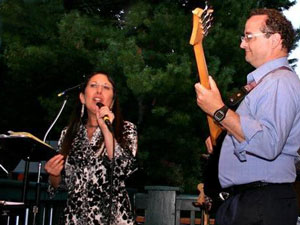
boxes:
[0,0,297,193]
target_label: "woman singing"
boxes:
[45,72,138,225]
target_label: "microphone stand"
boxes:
[31,96,68,225]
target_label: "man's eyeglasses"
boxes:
[240,32,273,42]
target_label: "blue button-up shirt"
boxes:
[219,57,300,188]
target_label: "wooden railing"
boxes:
[0,180,213,225]
[134,186,215,225]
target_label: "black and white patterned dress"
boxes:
[49,121,138,225]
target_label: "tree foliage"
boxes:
[0,0,296,193]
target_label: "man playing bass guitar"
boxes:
[195,8,300,225]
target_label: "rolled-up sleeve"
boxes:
[231,77,297,161]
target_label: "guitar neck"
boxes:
[193,44,222,146]
[194,44,209,88]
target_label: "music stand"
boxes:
[0,133,57,225]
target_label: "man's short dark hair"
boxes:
[249,8,295,53]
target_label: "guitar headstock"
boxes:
[189,2,213,46]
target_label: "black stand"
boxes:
[0,135,57,225]
[22,156,31,203]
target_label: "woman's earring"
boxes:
[81,104,85,118]
[110,99,115,110]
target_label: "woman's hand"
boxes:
[96,105,115,159]
[45,154,64,177]
[96,105,114,131]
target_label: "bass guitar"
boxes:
[190,3,254,221]
[189,4,219,224]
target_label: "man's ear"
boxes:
[79,93,85,104]
[271,33,282,49]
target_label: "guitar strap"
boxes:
[227,81,256,108]
[227,66,290,108]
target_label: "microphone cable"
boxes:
[107,128,115,225]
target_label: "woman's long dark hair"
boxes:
[60,71,124,156]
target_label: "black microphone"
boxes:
[96,102,113,132]
[57,83,82,97]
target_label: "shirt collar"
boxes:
[247,57,292,84]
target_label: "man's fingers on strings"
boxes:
[205,136,213,154]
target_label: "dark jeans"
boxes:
[215,183,298,225]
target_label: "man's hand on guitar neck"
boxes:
[195,76,224,116]
[195,76,245,143]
